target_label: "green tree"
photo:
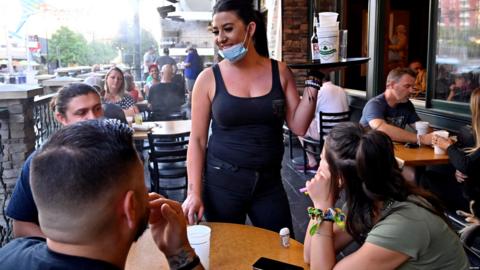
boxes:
[112,22,158,66]
[47,26,89,66]
[86,41,117,65]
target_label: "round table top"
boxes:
[125,222,309,270]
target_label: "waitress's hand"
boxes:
[182,193,204,225]
[306,165,335,209]
[455,170,468,183]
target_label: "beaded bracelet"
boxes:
[307,207,346,236]
[304,79,321,91]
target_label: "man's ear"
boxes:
[54,112,68,126]
[123,190,137,229]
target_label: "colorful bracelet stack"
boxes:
[307,207,346,236]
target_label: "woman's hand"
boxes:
[431,134,453,150]
[455,170,468,183]
[182,193,204,225]
[306,168,335,209]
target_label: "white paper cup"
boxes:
[318,12,338,27]
[433,130,449,155]
[187,225,211,270]
[126,116,133,125]
[415,121,429,136]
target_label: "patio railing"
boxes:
[0,93,60,246]
[33,93,61,149]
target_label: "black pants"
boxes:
[420,165,470,212]
[203,153,293,235]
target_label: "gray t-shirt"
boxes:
[359,93,420,128]
[366,196,469,270]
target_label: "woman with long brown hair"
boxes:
[303,122,468,269]
[432,88,480,218]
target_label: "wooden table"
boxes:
[133,120,191,140]
[125,222,309,270]
[394,143,450,166]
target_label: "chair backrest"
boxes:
[319,111,351,142]
[147,132,189,161]
[147,132,190,194]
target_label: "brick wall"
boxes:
[282,0,309,91]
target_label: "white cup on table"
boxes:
[415,121,429,136]
[126,116,133,126]
[433,130,449,155]
[187,225,211,270]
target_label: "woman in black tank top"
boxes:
[182,0,321,234]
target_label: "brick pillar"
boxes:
[282,0,309,91]
[0,84,42,245]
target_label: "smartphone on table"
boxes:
[252,257,303,270]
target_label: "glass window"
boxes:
[434,1,480,104]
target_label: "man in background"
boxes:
[143,46,158,80]
[156,47,177,74]
[360,67,433,145]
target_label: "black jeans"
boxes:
[203,153,293,235]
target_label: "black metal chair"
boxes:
[147,131,190,199]
[301,111,350,174]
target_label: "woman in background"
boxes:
[124,73,144,102]
[103,67,138,117]
[303,122,468,269]
[432,88,480,220]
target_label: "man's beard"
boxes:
[134,210,150,241]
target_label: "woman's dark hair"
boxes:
[213,0,269,57]
[50,83,100,116]
[325,122,448,243]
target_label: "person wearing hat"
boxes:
[84,76,104,96]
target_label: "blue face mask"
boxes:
[218,26,250,63]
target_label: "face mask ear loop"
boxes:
[243,23,253,49]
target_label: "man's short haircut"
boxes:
[31,119,137,242]
[50,83,100,116]
[386,67,417,84]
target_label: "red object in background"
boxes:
[28,35,40,52]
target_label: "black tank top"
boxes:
[208,59,285,169]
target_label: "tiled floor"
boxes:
[145,139,316,243]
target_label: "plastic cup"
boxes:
[433,130,449,155]
[126,116,133,126]
[187,225,211,270]
[134,113,143,125]
[318,12,338,27]
[415,121,429,136]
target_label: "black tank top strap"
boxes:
[270,59,282,93]
[212,64,226,98]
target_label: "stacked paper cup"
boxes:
[317,12,339,63]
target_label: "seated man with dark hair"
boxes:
[0,119,203,270]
